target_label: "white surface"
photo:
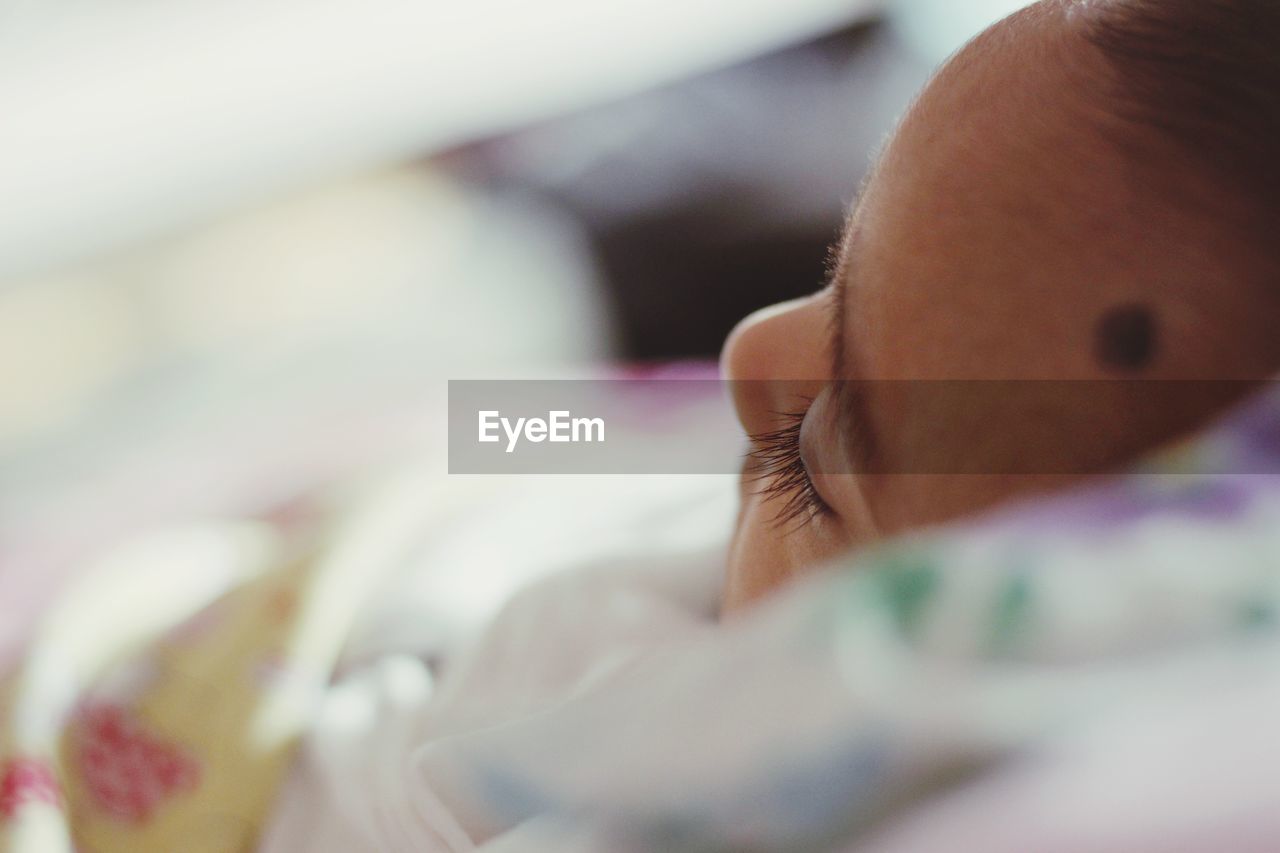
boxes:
[0,0,883,283]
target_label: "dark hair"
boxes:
[1080,0,1280,241]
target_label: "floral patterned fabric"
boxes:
[0,499,405,852]
[3,384,1280,852]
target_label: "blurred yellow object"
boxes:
[0,504,399,851]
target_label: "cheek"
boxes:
[863,474,1078,536]
[723,497,790,613]
[725,497,827,613]
[724,485,870,614]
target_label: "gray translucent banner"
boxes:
[448,379,1276,475]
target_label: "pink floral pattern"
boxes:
[71,705,200,823]
[0,757,60,820]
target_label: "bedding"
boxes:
[3,382,1280,852]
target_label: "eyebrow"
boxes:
[826,218,879,470]
[827,223,857,381]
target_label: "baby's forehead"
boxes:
[834,9,1186,364]
[836,0,1280,385]
[863,3,1136,240]
[912,3,1089,140]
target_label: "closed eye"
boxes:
[745,403,834,530]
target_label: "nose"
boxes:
[720,291,833,437]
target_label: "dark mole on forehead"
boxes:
[1095,304,1158,372]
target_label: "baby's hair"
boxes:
[1079,0,1280,248]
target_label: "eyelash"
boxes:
[745,402,834,530]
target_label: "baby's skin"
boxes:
[721,0,1280,610]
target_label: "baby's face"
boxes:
[720,1,1278,611]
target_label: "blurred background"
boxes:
[0,0,1031,654]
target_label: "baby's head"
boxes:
[723,0,1280,609]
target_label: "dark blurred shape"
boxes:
[451,19,931,360]
[597,214,836,360]
[1096,304,1159,372]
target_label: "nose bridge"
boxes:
[722,293,832,435]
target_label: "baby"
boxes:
[6,1,1280,851]
[723,0,1280,608]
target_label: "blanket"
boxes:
[4,387,1280,852]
